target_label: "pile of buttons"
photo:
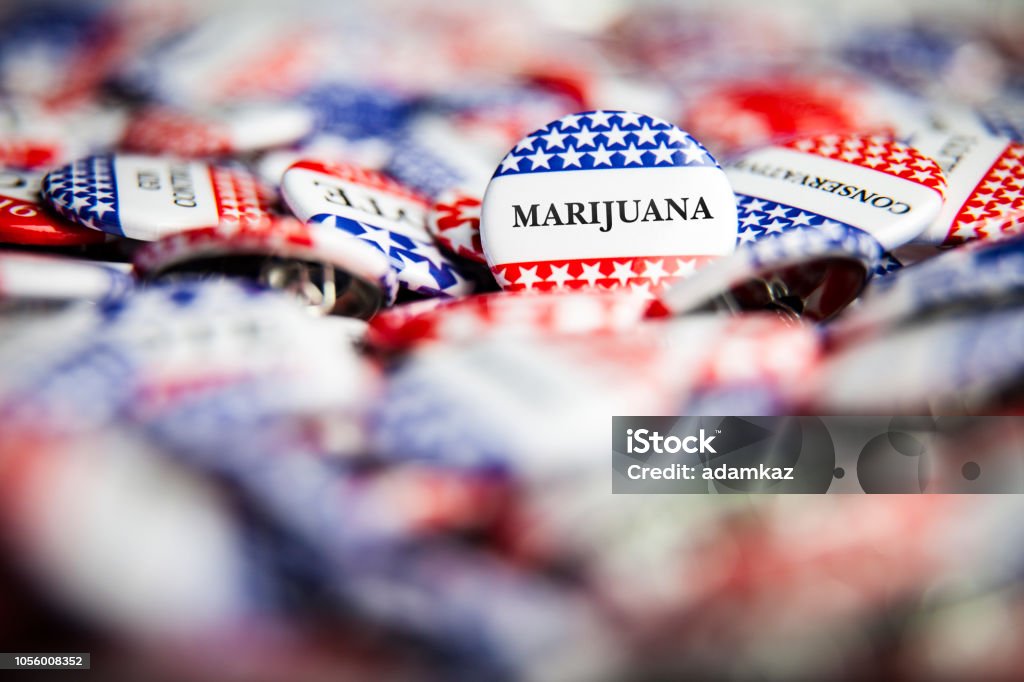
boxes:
[1,0,1024,678]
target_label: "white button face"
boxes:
[41,154,272,241]
[281,160,431,241]
[480,110,738,295]
[906,126,1023,245]
[725,134,947,251]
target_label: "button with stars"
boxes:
[725,133,947,251]
[41,154,275,242]
[281,159,433,241]
[133,216,397,318]
[0,167,107,247]
[904,124,1023,245]
[308,213,473,300]
[480,110,738,296]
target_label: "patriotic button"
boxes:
[480,110,738,295]
[906,127,1023,245]
[0,168,106,246]
[725,134,948,250]
[308,214,473,299]
[656,224,884,322]
[41,154,274,241]
[281,160,432,241]
[133,217,397,317]
[367,289,652,353]
[122,102,315,157]
[0,252,132,304]
[428,189,486,263]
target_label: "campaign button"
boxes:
[122,102,315,157]
[281,160,432,241]
[41,154,274,241]
[480,110,738,295]
[0,167,106,246]
[428,189,485,264]
[308,213,473,299]
[656,223,883,322]
[725,133,947,250]
[905,126,1023,245]
[134,217,396,317]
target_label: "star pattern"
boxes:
[944,142,1024,244]
[493,110,718,177]
[41,154,121,235]
[783,134,947,197]
[491,255,717,296]
[309,213,472,298]
[735,193,897,278]
[209,167,274,228]
[427,190,485,263]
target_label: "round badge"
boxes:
[0,167,107,246]
[281,160,432,241]
[134,217,397,317]
[725,133,947,251]
[906,126,1023,245]
[41,154,274,241]
[480,109,738,295]
[122,103,315,157]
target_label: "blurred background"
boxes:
[1,0,1024,680]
